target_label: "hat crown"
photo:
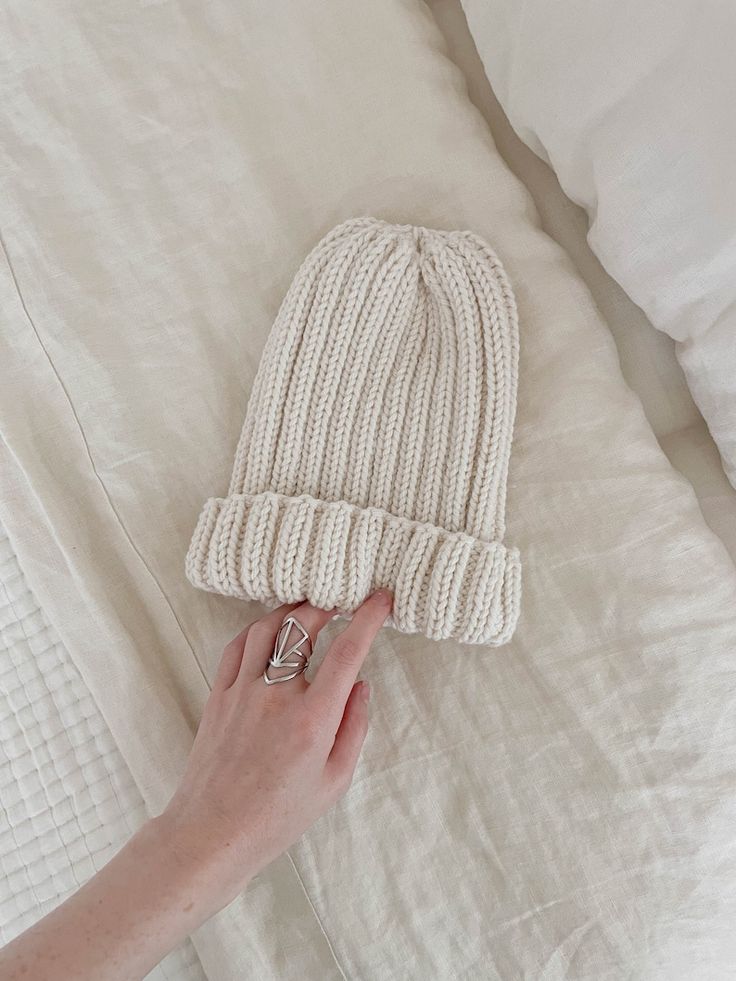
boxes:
[230,217,519,545]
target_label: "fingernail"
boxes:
[373,589,393,607]
[361,681,371,703]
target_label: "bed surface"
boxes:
[1,2,735,979]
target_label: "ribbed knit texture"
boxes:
[186,217,521,644]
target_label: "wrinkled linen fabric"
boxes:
[1,2,736,979]
[431,0,736,566]
[460,0,736,489]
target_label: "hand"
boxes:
[155,589,392,917]
[0,591,391,981]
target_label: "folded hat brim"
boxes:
[186,491,521,646]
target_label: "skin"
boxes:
[0,589,392,981]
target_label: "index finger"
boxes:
[307,590,392,714]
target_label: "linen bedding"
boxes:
[1,4,736,981]
[431,0,736,564]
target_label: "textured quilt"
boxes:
[1,1,735,978]
[0,518,203,979]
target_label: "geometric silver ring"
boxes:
[263,616,312,685]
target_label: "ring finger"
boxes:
[240,600,336,686]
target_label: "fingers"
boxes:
[213,622,253,691]
[214,603,297,691]
[307,590,391,720]
[325,680,370,788]
[238,600,336,684]
[218,591,388,694]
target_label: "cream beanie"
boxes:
[186,217,521,645]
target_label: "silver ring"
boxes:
[263,616,312,685]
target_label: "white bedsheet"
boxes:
[2,2,736,979]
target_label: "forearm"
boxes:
[0,816,230,981]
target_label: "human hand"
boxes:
[155,589,392,919]
[0,592,391,981]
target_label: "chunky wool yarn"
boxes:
[186,217,521,645]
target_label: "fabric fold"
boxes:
[186,491,521,644]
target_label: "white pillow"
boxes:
[461,0,736,487]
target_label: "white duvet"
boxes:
[1,2,736,979]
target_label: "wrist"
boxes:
[142,809,255,920]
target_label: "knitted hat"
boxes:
[186,217,521,645]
